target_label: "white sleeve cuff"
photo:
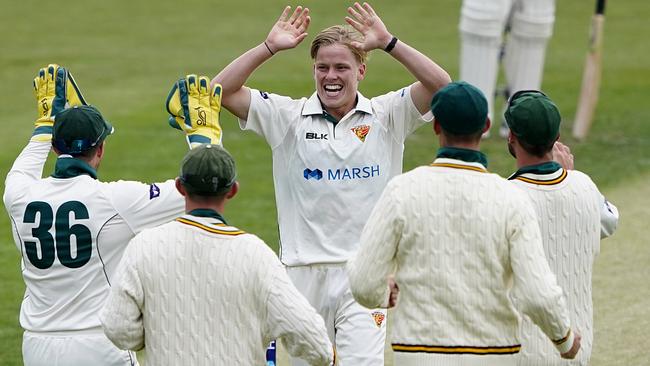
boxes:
[553,329,575,355]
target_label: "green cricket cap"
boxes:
[431,81,488,135]
[52,105,114,154]
[180,144,236,196]
[505,91,561,146]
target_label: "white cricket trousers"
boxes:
[23,328,137,366]
[286,264,387,366]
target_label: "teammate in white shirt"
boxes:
[211,3,450,365]
[3,66,221,366]
[503,90,619,365]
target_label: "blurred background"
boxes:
[0,0,648,364]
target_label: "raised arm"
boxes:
[345,2,450,114]
[4,64,86,205]
[211,6,311,120]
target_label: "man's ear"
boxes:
[225,181,239,200]
[96,142,105,160]
[175,178,187,197]
[433,119,442,135]
[482,117,492,133]
[357,63,366,81]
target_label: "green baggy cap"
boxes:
[504,91,561,146]
[53,105,114,154]
[180,144,236,196]
[431,81,488,135]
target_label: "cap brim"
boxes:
[104,120,115,138]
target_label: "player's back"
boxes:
[388,162,542,348]
[511,169,602,366]
[124,217,277,365]
[6,172,134,332]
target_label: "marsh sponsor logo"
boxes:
[303,168,323,180]
[303,165,380,181]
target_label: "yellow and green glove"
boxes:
[32,64,87,142]
[166,74,223,149]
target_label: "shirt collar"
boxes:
[51,155,98,179]
[435,147,488,168]
[187,208,228,225]
[302,92,373,119]
[507,161,563,180]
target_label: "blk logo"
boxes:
[306,132,328,140]
[303,168,323,180]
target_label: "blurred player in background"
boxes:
[211,2,450,365]
[460,0,555,137]
[100,144,334,366]
[2,67,220,366]
[503,90,619,365]
[348,81,581,366]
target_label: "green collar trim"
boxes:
[508,161,562,180]
[51,156,98,179]
[322,110,339,124]
[436,147,488,168]
[188,208,228,225]
[318,95,362,125]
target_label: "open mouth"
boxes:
[323,84,343,97]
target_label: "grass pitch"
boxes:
[1,0,649,364]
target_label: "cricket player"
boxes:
[3,66,221,366]
[100,144,335,365]
[460,0,555,137]
[210,3,450,364]
[348,81,580,366]
[504,90,619,365]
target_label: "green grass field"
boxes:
[1,0,648,364]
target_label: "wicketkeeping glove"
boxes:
[32,64,88,142]
[165,74,223,149]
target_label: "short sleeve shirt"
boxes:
[241,87,428,265]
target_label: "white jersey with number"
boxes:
[241,87,428,266]
[3,141,184,333]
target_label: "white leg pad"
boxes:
[460,32,501,121]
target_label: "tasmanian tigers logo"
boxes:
[351,125,370,142]
[371,311,385,328]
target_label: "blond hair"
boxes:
[310,25,367,64]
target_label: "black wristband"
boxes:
[384,36,398,53]
[264,41,275,56]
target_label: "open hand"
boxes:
[552,141,574,170]
[345,2,392,51]
[265,6,310,54]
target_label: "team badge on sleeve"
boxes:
[149,184,160,199]
[371,311,385,328]
[351,125,370,142]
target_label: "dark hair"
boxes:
[517,138,555,158]
[441,129,484,145]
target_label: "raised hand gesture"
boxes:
[345,2,392,51]
[265,6,311,54]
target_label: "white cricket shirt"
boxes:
[3,141,184,333]
[241,87,427,266]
